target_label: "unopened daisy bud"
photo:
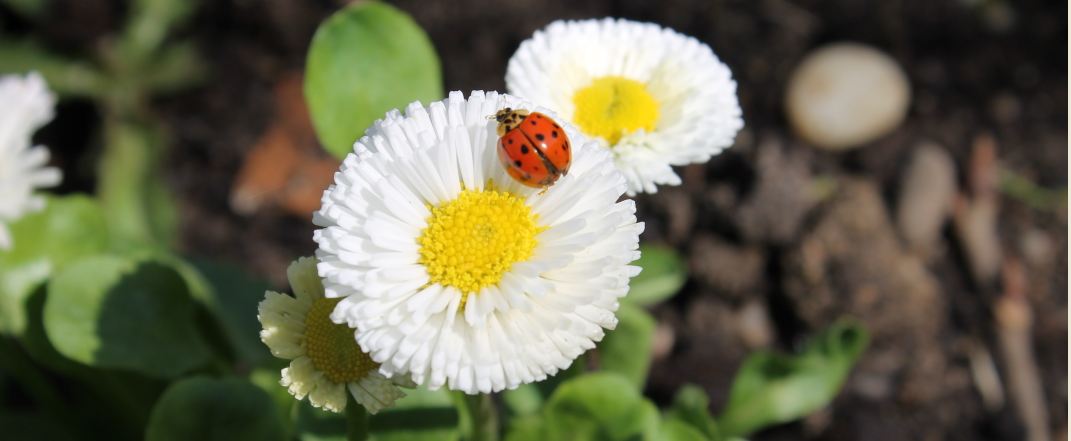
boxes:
[507,18,743,195]
[0,72,62,249]
[313,91,644,394]
[258,257,412,413]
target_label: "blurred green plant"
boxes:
[304,1,443,158]
[0,2,870,439]
[0,0,205,250]
[999,168,1068,214]
[716,321,870,438]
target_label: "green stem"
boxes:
[346,395,370,441]
[463,393,499,441]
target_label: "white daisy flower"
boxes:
[258,257,413,413]
[313,91,644,394]
[506,18,744,195]
[0,72,62,249]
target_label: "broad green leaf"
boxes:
[371,387,460,441]
[657,419,708,441]
[305,1,443,158]
[146,377,284,441]
[542,372,660,441]
[250,368,295,437]
[502,383,544,417]
[664,385,720,440]
[0,41,109,97]
[716,321,869,438]
[43,255,212,378]
[598,303,655,389]
[0,195,108,336]
[293,401,345,441]
[625,245,687,306]
[292,387,461,441]
[503,415,545,441]
[189,259,274,366]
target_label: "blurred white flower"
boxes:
[314,91,643,394]
[258,257,411,413]
[0,72,61,249]
[507,18,743,194]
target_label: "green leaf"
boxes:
[625,245,687,306]
[250,368,295,435]
[138,40,208,94]
[188,259,274,366]
[305,1,443,158]
[502,383,544,417]
[293,401,345,441]
[664,385,720,440]
[657,419,708,441]
[503,415,545,441]
[370,387,460,441]
[598,303,655,389]
[145,377,285,441]
[716,321,869,438]
[0,40,109,97]
[119,0,197,62]
[542,372,660,441]
[291,387,461,441]
[43,255,212,378]
[0,195,108,336]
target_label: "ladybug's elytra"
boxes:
[494,108,571,189]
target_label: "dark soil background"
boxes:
[8,0,1068,440]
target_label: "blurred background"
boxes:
[2,0,1066,440]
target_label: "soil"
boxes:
[10,0,1068,440]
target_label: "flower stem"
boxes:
[346,395,370,441]
[463,393,499,441]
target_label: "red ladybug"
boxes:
[495,108,571,188]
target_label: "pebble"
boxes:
[785,43,911,150]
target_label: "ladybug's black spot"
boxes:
[535,133,545,141]
[562,142,569,150]
[508,139,514,144]
[520,146,529,154]
[530,120,537,125]
[551,130,558,138]
[553,123,561,129]
[514,160,522,167]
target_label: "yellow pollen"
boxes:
[572,76,660,145]
[418,188,541,307]
[304,297,377,384]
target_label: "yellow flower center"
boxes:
[304,297,377,384]
[572,76,660,145]
[418,187,541,307]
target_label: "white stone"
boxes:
[785,43,911,150]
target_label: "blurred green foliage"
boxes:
[0,1,869,439]
[305,1,443,158]
[717,321,869,438]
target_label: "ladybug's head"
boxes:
[494,108,514,123]
[493,108,530,136]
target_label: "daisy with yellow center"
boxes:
[0,72,61,249]
[258,257,412,413]
[314,91,643,394]
[507,18,744,194]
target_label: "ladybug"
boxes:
[494,108,571,189]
